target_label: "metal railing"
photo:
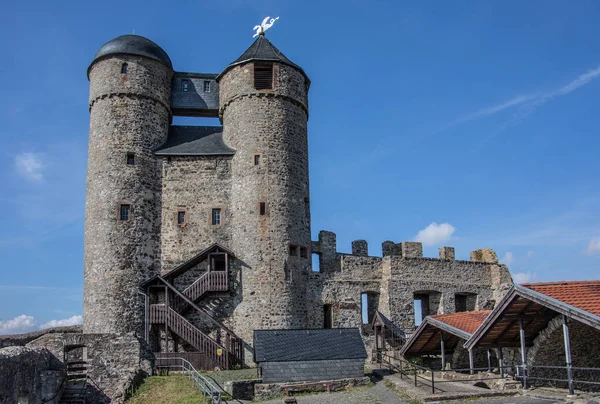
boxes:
[156,356,223,404]
[516,364,600,392]
[377,351,507,394]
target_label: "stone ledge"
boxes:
[254,376,371,400]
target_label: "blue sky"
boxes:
[1,0,599,333]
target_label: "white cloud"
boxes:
[414,222,456,246]
[512,271,538,284]
[15,152,45,182]
[0,314,83,335]
[584,237,600,256]
[0,315,37,335]
[501,252,515,266]
[40,315,82,329]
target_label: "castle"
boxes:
[83,32,514,367]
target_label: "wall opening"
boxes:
[126,152,135,165]
[211,208,221,225]
[121,63,128,74]
[259,202,266,216]
[361,292,379,325]
[209,253,227,271]
[455,293,477,312]
[119,204,130,221]
[323,304,332,329]
[312,253,320,272]
[413,294,430,327]
[254,63,273,90]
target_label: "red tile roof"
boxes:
[522,281,600,317]
[430,310,491,334]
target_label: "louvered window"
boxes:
[254,63,273,90]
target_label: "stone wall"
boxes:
[307,231,513,342]
[0,325,81,349]
[27,332,153,403]
[159,155,232,270]
[528,316,600,391]
[0,346,63,404]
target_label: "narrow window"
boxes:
[177,211,186,225]
[254,63,273,90]
[289,244,298,256]
[203,80,210,92]
[121,63,128,74]
[300,247,308,258]
[181,79,189,92]
[254,154,261,165]
[211,208,221,225]
[259,202,266,216]
[312,253,321,272]
[126,152,135,165]
[119,204,130,221]
[323,304,333,329]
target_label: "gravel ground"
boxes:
[237,381,410,404]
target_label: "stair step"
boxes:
[66,360,87,366]
[66,374,87,380]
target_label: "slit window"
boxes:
[177,211,186,225]
[126,152,135,165]
[324,304,333,329]
[121,63,128,74]
[119,204,130,221]
[182,79,189,92]
[259,202,266,216]
[203,80,210,92]
[254,154,261,165]
[254,63,273,90]
[312,253,320,272]
[211,208,221,225]
[300,247,308,258]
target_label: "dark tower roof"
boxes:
[89,34,173,73]
[216,35,309,83]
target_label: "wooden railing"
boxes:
[173,271,229,313]
[149,304,243,370]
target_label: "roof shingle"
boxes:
[522,281,600,317]
[430,310,491,334]
[254,328,367,362]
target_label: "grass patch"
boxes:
[126,374,226,404]
[383,379,421,404]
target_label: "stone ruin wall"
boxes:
[306,230,513,347]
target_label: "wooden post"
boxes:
[562,315,575,396]
[519,318,528,389]
[487,349,492,371]
[469,349,474,375]
[440,331,446,370]
[165,285,169,353]
[498,347,504,378]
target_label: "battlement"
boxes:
[313,230,500,264]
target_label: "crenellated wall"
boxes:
[307,230,513,334]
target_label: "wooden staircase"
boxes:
[59,361,88,403]
[173,271,228,313]
[148,274,244,370]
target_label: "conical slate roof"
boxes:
[217,35,309,83]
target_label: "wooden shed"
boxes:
[253,328,367,383]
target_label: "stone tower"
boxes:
[83,35,173,335]
[217,34,312,344]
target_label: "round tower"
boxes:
[84,35,173,335]
[217,34,312,347]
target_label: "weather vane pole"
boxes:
[253,16,279,38]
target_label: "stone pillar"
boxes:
[439,247,455,260]
[351,240,368,256]
[382,241,395,257]
[401,242,423,258]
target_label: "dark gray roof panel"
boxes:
[91,34,172,69]
[154,126,235,156]
[254,328,367,362]
[217,35,309,83]
[171,72,220,116]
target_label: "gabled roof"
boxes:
[216,35,309,84]
[154,126,235,156]
[522,281,600,317]
[253,328,367,362]
[143,243,234,286]
[400,311,490,358]
[465,281,600,350]
[372,311,406,341]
